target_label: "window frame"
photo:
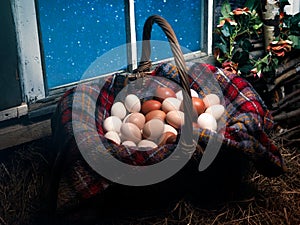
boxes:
[2,0,214,122]
[12,0,46,104]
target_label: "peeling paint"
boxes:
[34,56,40,63]
[12,0,46,104]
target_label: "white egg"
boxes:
[161,97,182,113]
[103,116,122,133]
[203,94,220,108]
[104,131,121,145]
[175,90,184,101]
[190,89,199,98]
[205,104,225,120]
[138,140,158,149]
[197,113,217,131]
[175,89,199,101]
[122,113,131,123]
[163,124,178,136]
[111,102,127,119]
[122,140,136,147]
[124,94,141,113]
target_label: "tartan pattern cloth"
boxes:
[51,62,286,210]
[156,62,286,175]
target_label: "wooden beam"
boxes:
[125,0,137,72]
[0,119,51,150]
[0,103,28,122]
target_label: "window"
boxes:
[38,0,210,89]
[135,0,203,51]
[38,1,127,88]
[1,0,214,122]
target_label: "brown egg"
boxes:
[166,133,177,144]
[166,110,185,129]
[141,100,162,114]
[155,87,176,102]
[120,122,142,144]
[163,124,178,135]
[126,112,145,129]
[142,119,164,140]
[158,132,177,146]
[192,97,206,115]
[145,110,166,122]
[180,97,205,116]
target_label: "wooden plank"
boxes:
[0,119,51,150]
[125,0,137,72]
[0,107,18,122]
[207,0,214,55]
[0,103,28,122]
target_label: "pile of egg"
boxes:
[103,87,225,148]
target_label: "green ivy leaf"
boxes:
[231,51,241,63]
[231,50,249,66]
[290,12,300,32]
[239,51,250,65]
[221,22,231,37]
[220,35,228,45]
[240,39,252,51]
[288,35,300,49]
[217,57,225,63]
[244,0,260,11]
[253,22,263,30]
[256,63,262,72]
[215,43,228,54]
[239,64,254,74]
[221,0,231,18]
[263,65,271,73]
[272,57,279,65]
[260,55,270,64]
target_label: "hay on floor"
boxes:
[0,136,299,225]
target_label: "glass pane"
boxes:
[37,1,126,88]
[134,0,202,61]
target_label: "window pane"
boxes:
[37,1,126,88]
[134,0,202,61]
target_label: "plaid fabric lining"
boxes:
[52,62,286,210]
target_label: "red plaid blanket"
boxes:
[51,62,286,210]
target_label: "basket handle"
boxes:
[136,15,194,148]
[137,15,191,96]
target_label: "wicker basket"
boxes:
[46,15,286,220]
